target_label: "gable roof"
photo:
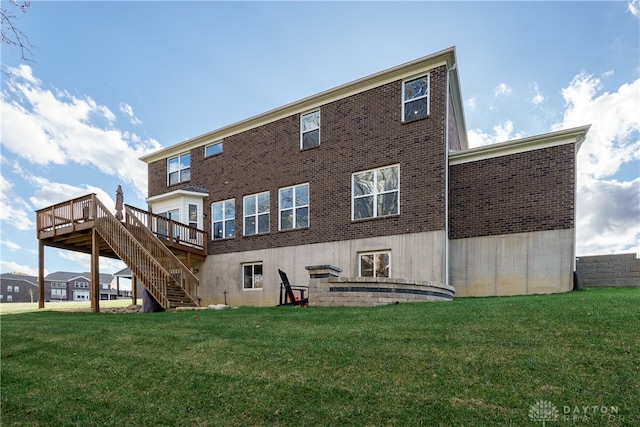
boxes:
[141,46,466,163]
[45,271,114,283]
[0,273,38,287]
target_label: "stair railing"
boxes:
[92,197,178,308]
[124,205,199,305]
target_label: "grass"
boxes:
[1,288,639,426]
[0,299,138,315]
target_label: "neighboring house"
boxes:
[140,46,589,306]
[44,272,116,302]
[0,273,39,303]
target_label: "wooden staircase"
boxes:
[36,194,202,310]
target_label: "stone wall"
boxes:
[306,265,454,307]
[576,253,640,287]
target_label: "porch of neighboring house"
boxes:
[35,193,207,312]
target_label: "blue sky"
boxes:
[1,0,639,276]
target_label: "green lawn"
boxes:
[1,288,639,426]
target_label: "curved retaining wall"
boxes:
[306,265,454,307]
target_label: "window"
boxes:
[352,165,399,220]
[188,204,198,229]
[205,142,223,157]
[13,286,19,292]
[51,282,66,288]
[212,199,235,239]
[6,286,12,292]
[243,192,270,235]
[243,263,263,289]
[51,289,67,299]
[279,183,309,230]
[359,251,391,278]
[7,295,12,302]
[403,75,429,121]
[168,153,191,185]
[75,282,89,288]
[301,110,320,149]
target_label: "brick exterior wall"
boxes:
[148,66,449,255]
[448,143,576,240]
[576,253,640,287]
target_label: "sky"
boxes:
[1,0,639,277]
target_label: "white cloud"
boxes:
[494,83,512,97]
[0,65,161,198]
[465,98,477,111]
[0,173,35,231]
[120,102,143,125]
[576,177,640,255]
[58,251,126,274]
[552,72,640,181]
[531,82,545,106]
[551,72,640,256]
[24,175,116,212]
[467,120,526,147]
[628,0,640,17]
[0,259,41,276]
[0,240,21,251]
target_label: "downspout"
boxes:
[444,63,456,288]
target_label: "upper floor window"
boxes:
[352,165,399,220]
[402,75,429,122]
[244,192,270,235]
[279,183,309,230]
[359,251,391,278]
[6,285,12,292]
[301,110,320,149]
[168,153,190,185]
[212,199,235,239]
[205,142,223,157]
[75,282,89,289]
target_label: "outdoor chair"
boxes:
[277,269,309,307]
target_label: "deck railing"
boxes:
[36,194,96,235]
[125,205,199,302]
[36,194,199,309]
[125,205,207,253]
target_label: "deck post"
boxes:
[132,275,137,305]
[91,228,100,313]
[38,240,45,309]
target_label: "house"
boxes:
[0,273,39,303]
[44,272,115,302]
[139,46,589,307]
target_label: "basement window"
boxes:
[243,263,263,289]
[359,251,391,278]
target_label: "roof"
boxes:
[0,273,38,286]
[141,46,466,163]
[448,125,590,165]
[45,271,114,283]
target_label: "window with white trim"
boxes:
[301,110,320,149]
[352,165,399,220]
[13,285,18,292]
[51,289,67,299]
[205,142,223,157]
[6,285,12,292]
[75,282,89,289]
[402,75,429,121]
[243,192,270,235]
[168,153,191,185]
[212,199,235,239]
[243,263,263,289]
[359,251,391,278]
[279,183,309,230]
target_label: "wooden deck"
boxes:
[36,194,207,311]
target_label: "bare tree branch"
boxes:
[1,0,34,70]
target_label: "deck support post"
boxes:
[91,228,100,313]
[38,240,45,309]
[132,275,138,305]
